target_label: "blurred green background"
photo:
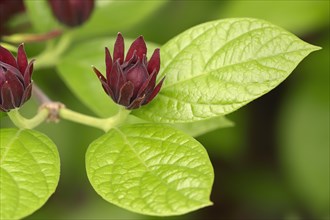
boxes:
[1,0,329,219]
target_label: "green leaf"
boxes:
[0,112,7,119]
[71,0,167,41]
[24,0,59,33]
[86,124,214,216]
[125,115,233,137]
[57,37,159,117]
[173,116,234,137]
[133,18,320,123]
[0,128,60,220]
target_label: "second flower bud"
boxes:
[93,33,165,110]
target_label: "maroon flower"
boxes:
[0,44,34,112]
[48,0,95,27]
[93,33,165,110]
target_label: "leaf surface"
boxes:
[0,129,60,220]
[86,124,214,216]
[133,18,320,123]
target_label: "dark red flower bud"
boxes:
[93,33,165,110]
[48,0,95,27]
[0,44,34,112]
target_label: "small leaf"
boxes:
[0,129,60,220]
[57,37,159,117]
[133,18,320,123]
[86,124,214,216]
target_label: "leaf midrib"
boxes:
[110,127,210,211]
[161,47,314,90]
[159,22,272,84]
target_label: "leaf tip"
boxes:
[307,43,322,52]
[313,45,322,51]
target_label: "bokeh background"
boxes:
[0,0,329,220]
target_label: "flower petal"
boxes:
[127,96,145,110]
[100,79,115,101]
[0,45,17,68]
[113,33,125,64]
[28,59,34,76]
[92,66,106,82]
[147,48,160,74]
[78,0,95,26]
[92,66,115,100]
[17,44,28,75]
[21,83,32,106]
[121,50,138,71]
[0,81,15,111]
[105,47,113,79]
[125,36,147,61]
[144,77,165,104]
[109,60,125,100]
[48,0,94,27]
[136,69,157,98]
[23,60,34,86]
[118,81,134,107]
[0,67,5,86]
[125,60,149,97]
[0,61,23,79]
[48,0,68,24]
[5,71,24,107]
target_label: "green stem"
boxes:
[8,108,49,129]
[59,107,130,132]
[34,31,72,70]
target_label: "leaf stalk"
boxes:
[7,108,49,129]
[59,107,130,132]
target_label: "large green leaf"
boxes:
[0,128,60,220]
[57,37,159,117]
[86,124,214,216]
[133,18,320,123]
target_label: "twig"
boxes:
[32,83,52,104]
[32,83,65,122]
